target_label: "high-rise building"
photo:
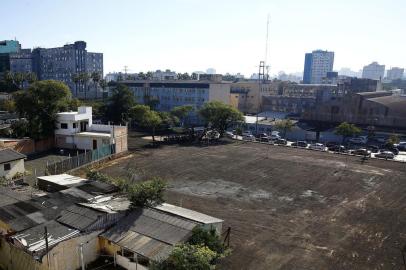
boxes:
[32,41,103,98]
[0,40,21,54]
[386,67,404,81]
[303,50,334,84]
[362,62,385,80]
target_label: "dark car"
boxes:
[380,144,399,155]
[353,148,371,157]
[328,145,346,152]
[275,139,287,145]
[325,142,338,148]
[259,135,269,142]
[367,145,380,153]
[255,133,268,139]
[291,141,308,148]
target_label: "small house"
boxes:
[0,148,26,179]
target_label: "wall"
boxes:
[208,83,231,105]
[0,159,25,179]
[113,126,128,153]
[1,137,54,155]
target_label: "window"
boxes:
[4,163,11,171]
[73,123,77,129]
[60,123,68,129]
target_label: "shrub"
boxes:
[127,178,166,208]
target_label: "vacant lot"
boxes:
[101,140,406,270]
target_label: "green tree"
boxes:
[10,119,29,138]
[388,134,400,146]
[71,73,80,96]
[274,119,295,138]
[335,122,362,144]
[0,99,16,112]
[199,101,244,136]
[91,72,101,99]
[106,84,135,124]
[130,105,162,142]
[171,105,193,127]
[14,80,71,139]
[25,72,37,84]
[99,79,108,101]
[127,178,166,208]
[79,72,91,100]
[137,72,147,80]
[189,227,225,255]
[152,244,217,270]
[13,72,24,89]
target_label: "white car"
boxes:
[375,151,395,159]
[243,134,256,141]
[242,131,253,137]
[349,136,368,144]
[309,143,326,151]
[270,134,281,140]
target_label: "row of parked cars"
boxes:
[238,132,404,160]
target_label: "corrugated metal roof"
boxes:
[0,148,26,164]
[12,220,79,253]
[76,181,118,195]
[57,204,105,231]
[37,174,87,187]
[0,186,47,207]
[101,208,198,260]
[154,203,223,224]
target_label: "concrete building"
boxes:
[0,40,21,54]
[112,80,230,123]
[55,106,127,153]
[303,50,334,84]
[152,69,177,80]
[386,67,404,81]
[362,62,385,80]
[32,41,103,98]
[0,148,26,180]
[303,91,406,130]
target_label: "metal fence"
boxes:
[46,144,116,175]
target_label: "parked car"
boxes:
[325,142,338,148]
[375,151,395,159]
[242,131,252,137]
[380,143,400,155]
[255,133,268,138]
[225,131,234,138]
[243,134,256,141]
[270,134,281,141]
[328,145,346,152]
[373,136,387,143]
[309,143,326,151]
[397,142,406,151]
[349,136,368,144]
[352,148,371,157]
[291,141,308,148]
[367,145,380,153]
[275,138,287,145]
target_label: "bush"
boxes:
[86,170,111,182]
[189,227,225,255]
[127,178,166,208]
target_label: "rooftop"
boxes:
[37,174,87,187]
[154,203,223,225]
[76,132,111,138]
[0,148,26,164]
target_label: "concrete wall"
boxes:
[1,137,54,156]
[208,83,231,105]
[0,159,24,179]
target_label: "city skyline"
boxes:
[1,0,406,76]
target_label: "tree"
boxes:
[130,105,162,142]
[13,80,71,139]
[151,244,217,270]
[137,72,147,80]
[79,73,90,100]
[127,178,166,208]
[10,119,29,138]
[388,134,400,146]
[146,71,154,80]
[189,227,225,255]
[335,122,362,144]
[71,73,80,96]
[25,72,37,84]
[99,79,108,101]
[13,72,24,89]
[199,101,244,136]
[0,99,16,112]
[91,72,101,99]
[171,105,193,127]
[106,84,135,124]
[274,119,295,138]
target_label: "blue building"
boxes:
[303,53,313,84]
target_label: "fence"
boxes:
[46,144,115,175]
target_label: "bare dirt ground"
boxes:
[100,139,406,270]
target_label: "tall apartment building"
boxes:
[33,41,103,98]
[386,67,404,81]
[0,40,25,75]
[303,50,334,84]
[0,40,21,54]
[362,62,385,80]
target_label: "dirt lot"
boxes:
[100,139,406,270]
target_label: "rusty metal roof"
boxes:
[101,208,198,260]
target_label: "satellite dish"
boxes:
[20,238,28,247]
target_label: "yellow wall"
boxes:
[99,237,121,256]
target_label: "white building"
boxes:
[55,106,128,153]
[303,50,334,84]
[0,148,26,179]
[386,67,404,81]
[362,62,385,80]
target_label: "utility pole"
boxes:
[44,226,50,268]
[256,61,265,135]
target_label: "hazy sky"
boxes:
[1,0,405,76]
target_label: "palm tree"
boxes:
[3,71,14,85]
[13,72,24,89]
[79,73,90,100]
[25,72,37,85]
[99,79,107,101]
[71,73,80,97]
[91,72,101,99]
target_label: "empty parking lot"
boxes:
[100,140,406,270]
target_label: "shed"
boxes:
[37,174,87,192]
[0,148,26,179]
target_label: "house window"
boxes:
[73,123,77,129]
[61,123,68,129]
[4,163,11,171]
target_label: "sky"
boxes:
[1,0,405,77]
